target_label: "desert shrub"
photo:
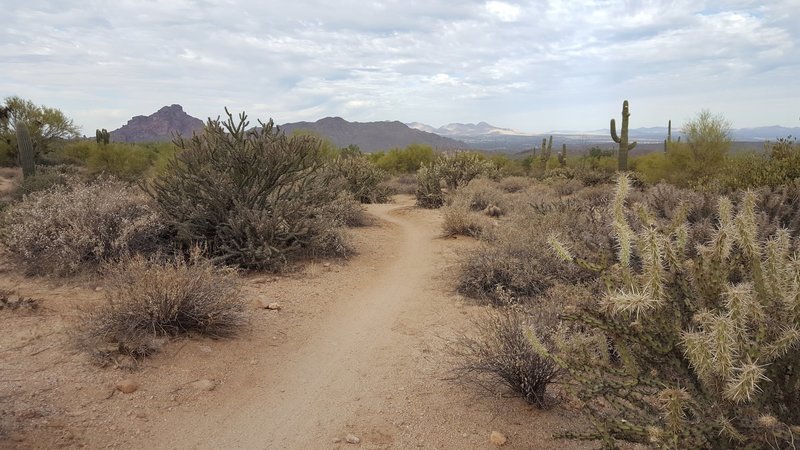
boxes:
[642,181,716,224]
[441,196,490,238]
[372,143,436,173]
[332,154,392,203]
[756,181,800,237]
[454,178,506,212]
[60,141,175,180]
[453,303,561,407]
[415,163,444,208]
[457,206,607,304]
[437,152,496,191]
[149,110,349,271]
[9,165,73,200]
[498,176,530,193]
[81,252,245,361]
[384,173,417,195]
[1,177,165,275]
[549,178,584,197]
[543,174,800,448]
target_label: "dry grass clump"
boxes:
[441,197,492,238]
[384,173,417,196]
[452,301,561,407]
[498,176,531,193]
[548,177,584,197]
[454,178,506,212]
[81,252,245,362]
[456,179,614,305]
[1,177,165,276]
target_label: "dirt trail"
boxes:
[149,202,443,448]
[2,197,586,450]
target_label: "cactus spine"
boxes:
[16,122,35,179]
[610,100,637,170]
[558,143,567,167]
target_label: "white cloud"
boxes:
[485,1,521,22]
[0,0,798,132]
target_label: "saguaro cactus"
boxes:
[663,120,672,153]
[96,128,110,145]
[558,143,567,167]
[539,135,553,170]
[610,100,637,170]
[16,122,36,178]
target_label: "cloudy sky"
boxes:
[2,0,798,134]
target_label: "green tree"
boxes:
[679,109,731,181]
[0,96,81,164]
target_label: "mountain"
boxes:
[279,117,465,152]
[110,104,204,143]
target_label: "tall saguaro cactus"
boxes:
[558,143,567,167]
[610,100,637,171]
[16,122,36,178]
[663,119,672,153]
[539,135,553,170]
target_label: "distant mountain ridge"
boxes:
[110,106,465,151]
[111,104,204,143]
[279,117,464,151]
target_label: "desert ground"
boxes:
[1,195,589,450]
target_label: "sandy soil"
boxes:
[0,196,591,450]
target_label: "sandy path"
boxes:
[2,197,588,450]
[150,202,440,449]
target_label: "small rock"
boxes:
[257,298,281,310]
[333,438,342,443]
[116,379,139,394]
[94,286,103,292]
[345,434,360,444]
[190,379,216,392]
[490,431,507,446]
[199,346,213,354]
[323,262,331,268]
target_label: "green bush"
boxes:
[149,110,349,271]
[332,154,392,203]
[543,174,800,448]
[415,163,444,208]
[372,143,436,173]
[59,141,177,180]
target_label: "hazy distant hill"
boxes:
[408,121,529,137]
[110,108,465,151]
[279,117,465,152]
[110,104,204,143]
[410,121,800,152]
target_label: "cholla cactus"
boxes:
[437,152,495,191]
[415,163,444,208]
[541,173,800,449]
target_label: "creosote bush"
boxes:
[150,110,350,271]
[542,173,800,449]
[81,252,245,362]
[1,177,164,276]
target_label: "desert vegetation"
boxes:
[3,94,800,449]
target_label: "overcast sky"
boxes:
[2,0,798,134]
